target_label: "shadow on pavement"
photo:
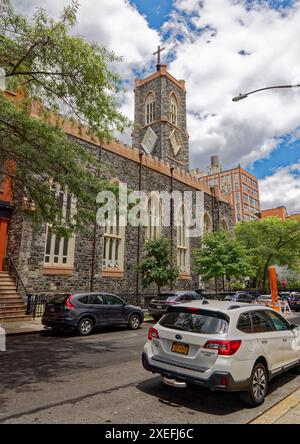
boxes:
[137,370,299,416]
[0,325,146,392]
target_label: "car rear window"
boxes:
[159,309,229,334]
[49,294,70,305]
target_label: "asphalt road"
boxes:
[1,315,300,424]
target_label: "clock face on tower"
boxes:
[169,129,181,157]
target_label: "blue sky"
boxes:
[129,0,300,211]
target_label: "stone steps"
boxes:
[0,272,30,322]
[0,314,32,323]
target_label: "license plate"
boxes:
[156,305,162,309]
[49,307,55,312]
[171,342,189,355]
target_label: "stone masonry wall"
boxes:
[7,140,234,305]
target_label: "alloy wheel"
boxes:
[129,315,141,330]
[79,319,93,335]
[252,367,266,401]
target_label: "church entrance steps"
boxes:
[0,271,29,322]
[0,314,32,323]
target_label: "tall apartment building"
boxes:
[196,156,260,223]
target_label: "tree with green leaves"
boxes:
[138,238,180,294]
[193,230,253,291]
[0,0,129,234]
[235,217,300,291]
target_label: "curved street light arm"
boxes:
[232,84,300,102]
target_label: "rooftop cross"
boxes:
[153,45,166,71]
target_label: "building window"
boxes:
[221,219,229,231]
[44,188,76,267]
[176,205,190,274]
[145,92,155,125]
[102,217,125,270]
[203,212,212,233]
[169,94,178,126]
[145,193,161,240]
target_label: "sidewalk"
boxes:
[250,388,300,424]
[2,319,44,336]
[2,311,153,336]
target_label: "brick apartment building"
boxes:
[193,156,260,223]
[260,206,300,221]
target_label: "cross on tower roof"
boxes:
[153,45,166,71]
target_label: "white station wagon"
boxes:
[142,301,300,406]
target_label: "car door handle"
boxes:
[261,340,268,344]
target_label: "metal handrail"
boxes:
[4,257,29,300]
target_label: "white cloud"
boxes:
[259,162,300,213]
[12,0,160,121]
[164,0,300,173]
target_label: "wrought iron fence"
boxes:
[26,294,50,319]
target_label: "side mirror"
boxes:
[290,323,299,330]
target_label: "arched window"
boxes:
[102,215,125,270]
[145,93,155,125]
[44,186,76,268]
[145,193,161,240]
[169,94,178,126]
[176,205,190,274]
[203,212,212,233]
[221,219,229,231]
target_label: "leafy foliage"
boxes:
[235,217,300,291]
[0,0,129,233]
[193,230,253,283]
[138,238,180,293]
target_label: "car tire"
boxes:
[239,362,268,407]
[77,318,94,336]
[128,313,142,330]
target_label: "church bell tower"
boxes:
[132,47,189,170]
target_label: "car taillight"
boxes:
[65,294,75,309]
[148,327,160,341]
[204,340,241,356]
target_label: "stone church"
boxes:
[0,57,233,317]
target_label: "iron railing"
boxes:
[3,257,29,302]
[26,294,50,319]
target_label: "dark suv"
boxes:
[42,292,144,335]
[148,291,207,321]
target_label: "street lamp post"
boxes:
[232,84,300,102]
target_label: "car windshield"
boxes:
[155,294,176,301]
[159,309,229,334]
[291,294,300,300]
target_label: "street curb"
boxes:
[249,387,300,424]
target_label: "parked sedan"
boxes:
[42,292,144,335]
[148,291,207,321]
[142,301,300,406]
